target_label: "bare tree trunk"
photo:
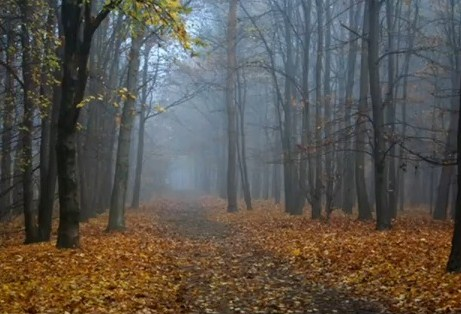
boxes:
[324,0,334,218]
[341,0,360,214]
[434,12,460,220]
[37,0,61,241]
[56,0,111,248]
[397,0,418,213]
[20,0,38,243]
[272,133,282,204]
[312,0,324,220]
[385,0,398,219]
[299,1,312,212]
[356,0,372,221]
[368,0,391,230]
[108,29,143,230]
[226,0,238,212]
[446,74,461,273]
[236,68,252,210]
[280,0,302,215]
[132,43,154,209]
[0,18,15,221]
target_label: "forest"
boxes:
[1,0,461,313]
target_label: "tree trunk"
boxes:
[397,0,418,213]
[226,0,238,213]
[385,0,398,219]
[37,0,61,241]
[355,0,372,221]
[312,0,324,220]
[132,43,154,209]
[299,1,312,213]
[446,75,461,273]
[368,0,391,230]
[56,0,110,248]
[108,30,143,230]
[0,18,15,221]
[236,68,252,210]
[324,0,334,218]
[341,0,360,214]
[20,0,38,243]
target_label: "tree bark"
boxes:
[355,0,372,221]
[324,0,334,218]
[341,0,360,214]
[132,43,154,209]
[0,17,15,221]
[368,0,391,230]
[312,0,324,220]
[226,0,238,213]
[236,68,252,210]
[446,74,461,273]
[108,29,143,231]
[37,0,61,241]
[56,0,112,248]
[20,0,38,243]
[385,0,398,218]
[299,0,312,212]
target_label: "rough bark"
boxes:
[236,68,252,210]
[132,43,154,209]
[299,1,312,212]
[341,0,360,214]
[324,0,334,217]
[446,76,461,273]
[385,0,397,218]
[0,17,15,221]
[108,29,143,231]
[312,0,324,220]
[56,0,115,248]
[368,0,391,230]
[226,0,238,213]
[19,0,38,243]
[37,0,61,241]
[355,0,372,221]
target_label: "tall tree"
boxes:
[56,0,121,248]
[226,0,238,213]
[341,0,360,214]
[108,26,143,231]
[385,0,398,218]
[19,0,39,243]
[355,0,372,221]
[0,12,16,221]
[37,0,61,242]
[312,0,324,220]
[131,41,156,209]
[447,76,461,273]
[368,0,391,230]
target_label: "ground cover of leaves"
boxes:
[0,197,460,313]
[201,197,461,314]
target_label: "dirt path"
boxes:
[154,200,388,314]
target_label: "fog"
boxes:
[123,0,460,220]
[1,0,460,231]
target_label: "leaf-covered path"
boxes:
[155,200,387,314]
[2,198,458,313]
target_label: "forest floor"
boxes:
[0,197,460,313]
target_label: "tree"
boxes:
[107,26,143,231]
[226,0,238,213]
[447,77,461,272]
[131,41,156,209]
[55,0,189,247]
[355,0,372,221]
[19,0,39,243]
[56,0,121,248]
[368,0,391,230]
